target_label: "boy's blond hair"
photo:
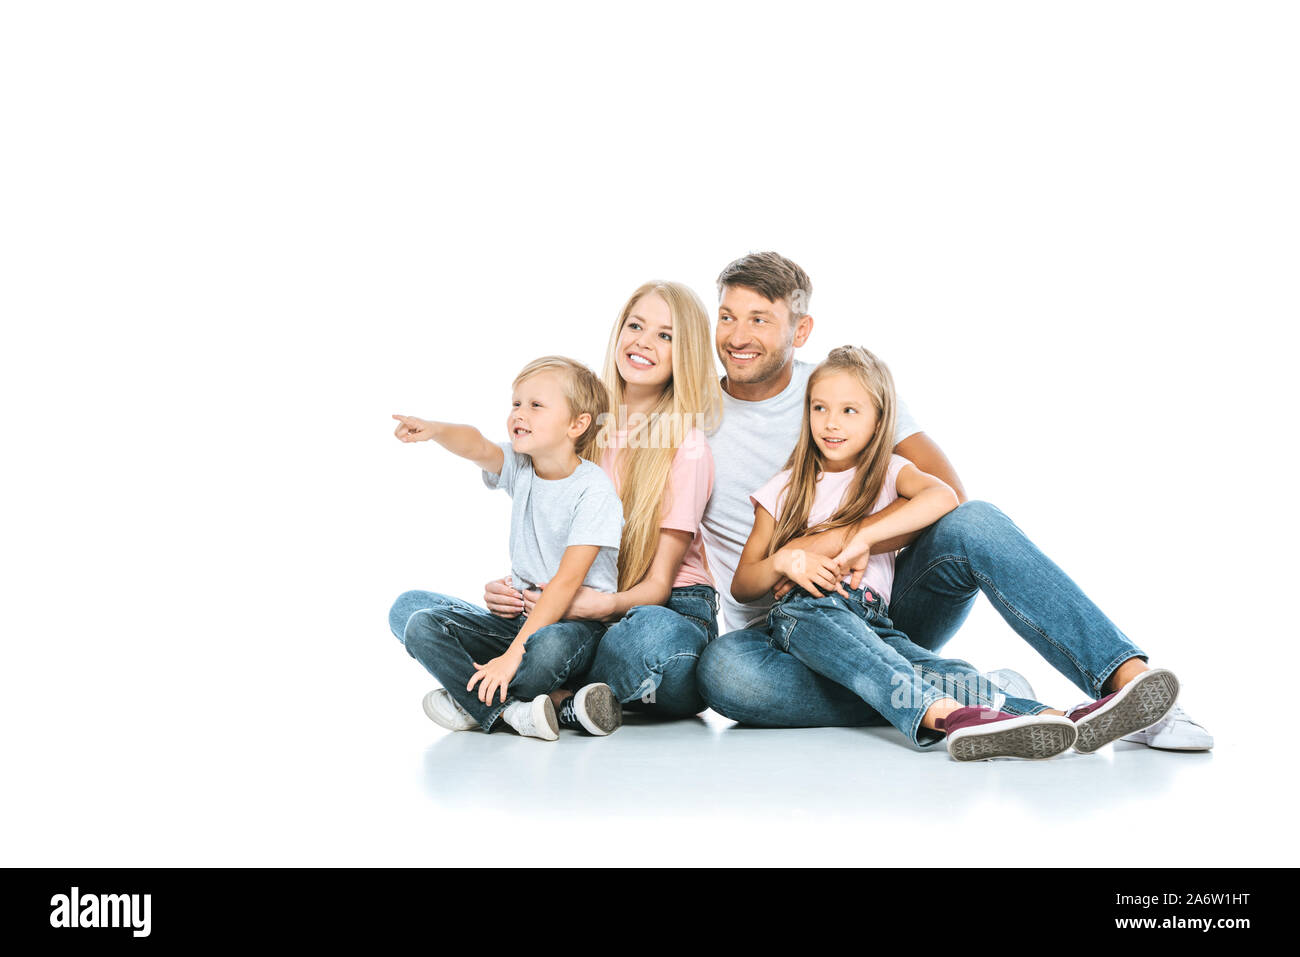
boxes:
[513,356,610,462]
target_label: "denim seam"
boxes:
[895,554,1094,694]
[1094,646,1149,698]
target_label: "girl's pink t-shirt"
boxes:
[749,454,912,605]
[599,428,715,589]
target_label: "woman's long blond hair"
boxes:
[767,345,898,556]
[596,281,723,590]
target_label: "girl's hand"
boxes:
[468,647,523,705]
[392,414,438,442]
[773,548,848,599]
[832,532,874,590]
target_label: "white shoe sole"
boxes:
[572,683,622,736]
[422,690,478,732]
[524,695,559,741]
[1073,668,1180,753]
[947,714,1077,761]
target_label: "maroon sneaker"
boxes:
[938,706,1077,761]
[1066,668,1180,753]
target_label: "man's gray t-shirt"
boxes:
[482,442,624,594]
[702,359,921,632]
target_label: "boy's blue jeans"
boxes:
[579,584,719,717]
[390,591,605,732]
[765,583,1049,747]
[699,500,1148,728]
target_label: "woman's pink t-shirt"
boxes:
[599,428,715,589]
[749,454,912,604]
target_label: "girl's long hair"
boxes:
[767,345,898,556]
[596,281,724,590]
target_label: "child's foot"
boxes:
[556,683,622,736]
[1066,667,1180,753]
[939,706,1077,761]
[501,695,560,741]
[422,688,479,732]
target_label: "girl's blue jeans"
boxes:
[766,583,1049,747]
[698,500,1148,729]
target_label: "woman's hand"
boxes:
[522,583,616,621]
[484,576,525,618]
[467,647,524,705]
[392,414,438,442]
[773,547,848,599]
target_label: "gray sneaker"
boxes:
[556,683,623,735]
[987,668,1036,702]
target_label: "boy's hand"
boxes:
[392,414,438,442]
[468,647,523,705]
[773,548,848,599]
[484,576,524,618]
[832,532,874,590]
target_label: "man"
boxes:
[694,251,1211,750]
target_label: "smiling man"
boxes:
[696,251,1212,750]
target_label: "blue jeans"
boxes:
[698,500,1147,728]
[767,584,1048,746]
[577,585,719,717]
[390,590,606,732]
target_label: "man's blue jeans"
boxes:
[578,585,719,717]
[766,583,1049,746]
[390,590,605,732]
[698,500,1148,728]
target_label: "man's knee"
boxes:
[697,632,767,716]
[924,500,1014,554]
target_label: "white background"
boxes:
[2,1,1296,866]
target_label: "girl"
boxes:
[731,346,1180,760]
[486,281,725,722]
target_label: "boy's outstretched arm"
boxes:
[467,544,599,705]
[392,414,504,474]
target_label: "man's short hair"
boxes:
[716,251,812,319]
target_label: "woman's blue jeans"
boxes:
[389,590,605,732]
[698,500,1148,728]
[578,584,719,718]
[766,583,1049,747]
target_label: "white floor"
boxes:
[5,642,1285,868]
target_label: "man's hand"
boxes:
[772,576,794,601]
[773,548,848,599]
[832,532,874,591]
[484,576,524,618]
[467,647,523,705]
[392,414,438,442]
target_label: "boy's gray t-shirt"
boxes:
[482,442,623,594]
[702,359,921,632]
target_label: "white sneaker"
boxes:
[422,688,479,732]
[987,668,1036,702]
[500,695,559,741]
[1121,703,1214,750]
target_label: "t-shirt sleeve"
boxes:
[481,441,523,494]
[566,470,625,550]
[660,430,714,536]
[749,469,793,521]
[877,454,914,510]
[895,396,921,444]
